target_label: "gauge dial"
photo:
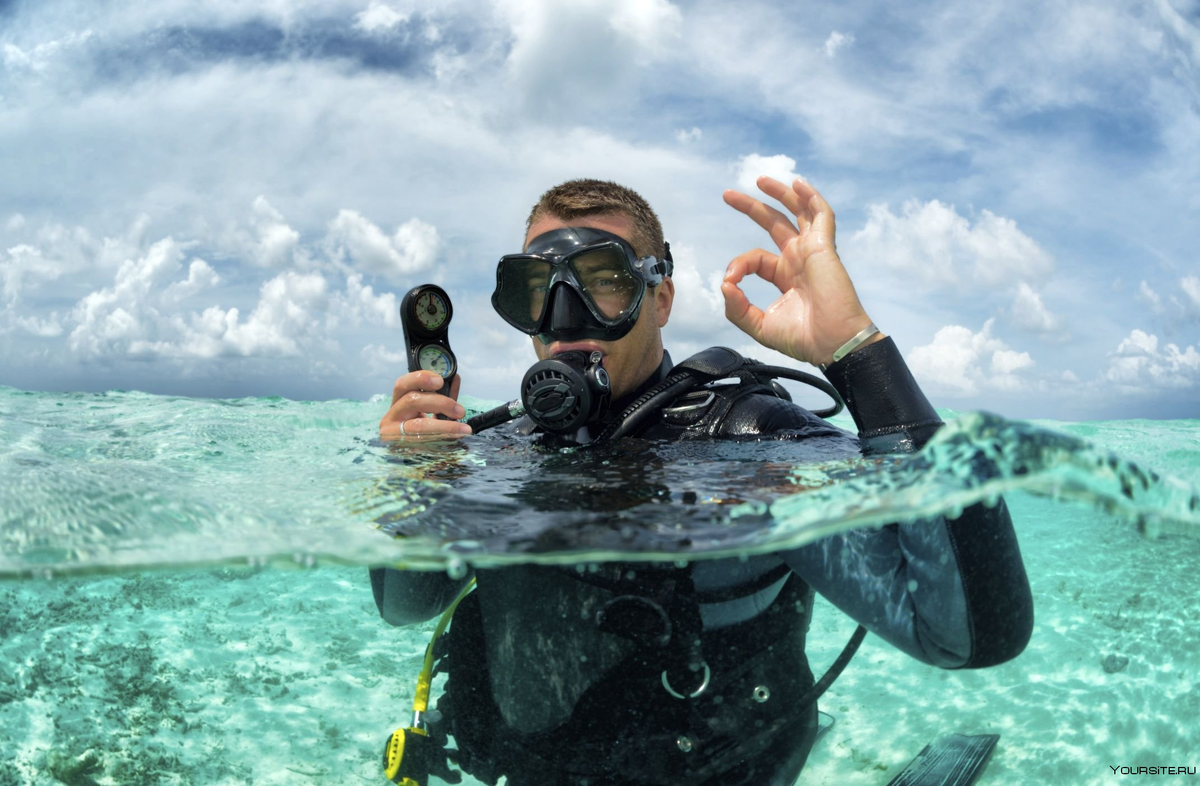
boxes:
[418,345,455,377]
[413,290,449,331]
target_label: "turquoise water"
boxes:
[2,385,1199,784]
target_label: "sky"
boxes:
[1,0,1197,421]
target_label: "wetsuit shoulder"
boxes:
[715,392,849,439]
[642,384,854,444]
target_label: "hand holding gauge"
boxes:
[378,284,471,440]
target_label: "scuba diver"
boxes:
[372,177,1033,785]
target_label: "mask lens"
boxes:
[569,247,640,321]
[497,257,553,330]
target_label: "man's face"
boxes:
[523,213,675,400]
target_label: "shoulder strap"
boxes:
[596,347,751,441]
[597,347,842,442]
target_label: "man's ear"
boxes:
[654,278,675,328]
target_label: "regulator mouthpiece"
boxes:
[521,350,610,434]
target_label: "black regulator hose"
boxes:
[749,365,843,419]
[466,399,525,434]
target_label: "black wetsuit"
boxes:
[371,338,1034,785]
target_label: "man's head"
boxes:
[515,179,675,400]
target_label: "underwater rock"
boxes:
[45,748,104,786]
[1102,653,1130,674]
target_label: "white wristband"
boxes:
[820,323,880,371]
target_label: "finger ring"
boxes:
[399,419,409,437]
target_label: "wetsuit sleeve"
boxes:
[821,336,943,455]
[369,566,473,627]
[774,337,1033,668]
[780,503,1026,668]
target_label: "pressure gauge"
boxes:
[417,344,455,377]
[413,289,450,332]
[400,284,457,397]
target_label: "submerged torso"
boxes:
[476,552,795,732]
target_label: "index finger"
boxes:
[723,189,799,252]
[391,370,446,407]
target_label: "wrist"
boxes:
[818,323,884,371]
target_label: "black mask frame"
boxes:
[491,227,673,343]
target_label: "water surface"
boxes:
[1,386,1198,784]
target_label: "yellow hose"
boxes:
[413,577,477,716]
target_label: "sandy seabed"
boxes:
[3,492,1198,785]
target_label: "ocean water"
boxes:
[1,384,1199,785]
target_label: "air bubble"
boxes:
[447,558,468,580]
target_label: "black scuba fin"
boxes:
[887,733,999,786]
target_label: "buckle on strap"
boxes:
[661,662,711,699]
[661,390,715,416]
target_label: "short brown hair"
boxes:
[525,178,666,260]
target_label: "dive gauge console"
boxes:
[400,284,457,397]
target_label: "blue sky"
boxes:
[1,0,1197,420]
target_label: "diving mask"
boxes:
[491,227,672,343]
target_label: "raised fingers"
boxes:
[724,248,781,288]
[721,248,782,342]
[791,179,836,243]
[723,189,799,252]
[755,176,808,225]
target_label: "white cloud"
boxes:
[1138,276,1200,322]
[2,245,50,304]
[991,348,1034,375]
[1,216,150,306]
[14,313,64,338]
[1181,276,1200,315]
[849,200,1054,289]
[1138,280,1164,313]
[337,273,402,329]
[735,153,804,193]
[1010,280,1061,333]
[501,0,682,110]
[660,243,724,335]
[326,211,439,282]
[1106,328,1200,389]
[0,0,1192,417]
[64,232,332,361]
[824,31,855,58]
[354,2,409,34]
[68,237,185,357]
[160,271,331,360]
[1,30,93,73]
[361,343,408,376]
[4,214,26,232]
[162,259,221,304]
[248,197,300,268]
[908,319,1035,396]
[610,0,684,48]
[1116,328,1159,356]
